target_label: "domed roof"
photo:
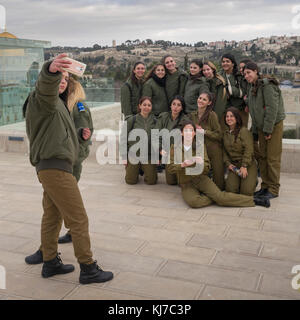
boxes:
[0,31,17,39]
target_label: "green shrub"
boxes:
[283,129,296,139]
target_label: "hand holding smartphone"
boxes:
[62,57,87,77]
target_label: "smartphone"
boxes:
[62,57,86,77]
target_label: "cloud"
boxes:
[0,0,299,46]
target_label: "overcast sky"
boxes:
[1,0,300,47]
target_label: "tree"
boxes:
[145,39,153,45]
[184,54,189,72]
[93,44,101,50]
[250,44,258,56]
[107,56,116,66]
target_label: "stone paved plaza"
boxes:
[0,152,300,300]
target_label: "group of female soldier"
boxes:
[120,53,286,209]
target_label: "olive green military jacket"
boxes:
[142,78,169,116]
[121,77,144,118]
[165,69,188,104]
[219,70,246,111]
[26,62,79,171]
[223,127,254,168]
[199,77,228,121]
[155,111,189,151]
[120,113,157,160]
[167,144,210,185]
[156,111,189,131]
[72,103,94,164]
[247,78,286,135]
[188,111,222,148]
[184,76,207,114]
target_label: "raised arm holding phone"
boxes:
[24,53,113,285]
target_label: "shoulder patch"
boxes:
[77,102,85,112]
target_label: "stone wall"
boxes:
[1,102,300,173]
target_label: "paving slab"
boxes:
[106,272,203,299]
[1,152,300,300]
[187,234,261,255]
[199,285,287,300]
[212,251,296,277]
[158,260,260,292]
[139,241,215,265]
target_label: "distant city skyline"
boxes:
[1,0,300,46]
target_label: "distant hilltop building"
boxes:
[0,29,51,126]
[112,40,116,47]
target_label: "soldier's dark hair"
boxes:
[144,63,166,82]
[239,59,252,65]
[162,55,173,65]
[244,61,260,74]
[222,53,238,75]
[190,59,203,70]
[171,95,186,113]
[179,119,196,132]
[225,107,243,141]
[190,59,203,80]
[137,96,152,113]
[131,61,145,85]
[198,91,215,124]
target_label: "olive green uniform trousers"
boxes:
[181,175,255,208]
[238,109,249,128]
[72,161,83,183]
[38,169,94,264]
[225,162,257,196]
[165,167,178,185]
[39,162,83,246]
[258,120,283,195]
[207,142,225,191]
[125,162,157,185]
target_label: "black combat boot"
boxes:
[263,191,278,199]
[42,253,75,278]
[254,196,271,208]
[25,249,43,265]
[254,188,267,196]
[79,261,113,284]
[58,232,72,244]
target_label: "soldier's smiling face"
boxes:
[244,68,258,83]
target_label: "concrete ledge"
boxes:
[1,105,300,173]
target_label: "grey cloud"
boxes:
[0,0,299,46]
